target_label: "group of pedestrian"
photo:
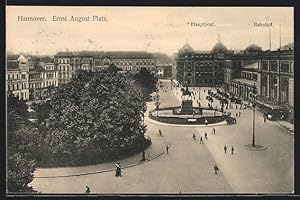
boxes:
[224,145,234,155]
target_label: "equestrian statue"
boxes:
[181,86,194,100]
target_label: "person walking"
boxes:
[212,128,216,135]
[214,164,219,175]
[166,145,169,154]
[192,133,196,141]
[200,136,203,144]
[236,104,238,109]
[204,119,208,125]
[224,145,227,154]
[236,113,238,118]
[115,162,122,177]
[239,111,241,117]
[141,151,146,161]
[159,129,162,136]
[231,146,234,155]
[85,186,90,194]
[264,117,267,123]
[204,132,208,140]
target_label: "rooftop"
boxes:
[231,78,256,86]
[242,62,259,70]
[55,51,156,59]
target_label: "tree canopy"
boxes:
[44,69,147,165]
[7,96,38,193]
[132,68,158,101]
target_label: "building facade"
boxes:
[176,42,232,87]
[156,64,173,78]
[28,63,58,100]
[6,55,30,100]
[257,43,294,109]
[55,51,157,85]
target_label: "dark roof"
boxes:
[7,60,19,70]
[245,44,262,53]
[242,62,259,70]
[211,42,228,54]
[30,65,45,72]
[179,43,194,54]
[55,51,156,59]
[7,54,19,60]
[280,42,294,51]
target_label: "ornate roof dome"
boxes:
[180,43,194,54]
[245,43,262,53]
[211,42,228,54]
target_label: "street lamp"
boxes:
[244,80,266,151]
[252,81,257,147]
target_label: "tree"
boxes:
[7,96,38,193]
[107,63,122,73]
[44,69,147,165]
[132,68,158,101]
[7,95,28,118]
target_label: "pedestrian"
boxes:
[115,162,122,177]
[214,164,219,175]
[141,151,146,161]
[212,128,216,135]
[192,133,196,141]
[204,119,208,125]
[236,113,238,118]
[200,136,203,144]
[236,104,238,109]
[166,145,169,154]
[264,117,266,123]
[204,132,208,140]
[231,146,234,155]
[239,111,241,117]
[159,129,162,136]
[85,186,90,194]
[224,145,227,154]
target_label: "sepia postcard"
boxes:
[6,6,294,195]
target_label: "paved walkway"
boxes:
[32,123,167,178]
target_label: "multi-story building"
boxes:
[257,43,294,110]
[228,61,258,101]
[54,52,94,85]
[55,51,157,85]
[226,42,294,121]
[156,64,173,78]
[6,55,30,100]
[28,58,59,100]
[176,41,233,87]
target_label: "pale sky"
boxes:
[6,6,294,56]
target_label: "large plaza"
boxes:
[30,79,294,194]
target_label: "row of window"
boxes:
[59,72,74,79]
[261,60,293,73]
[7,73,27,80]
[44,65,55,70]
[8,82,28,91]
[184,54,213,58]
[241,72,258,80]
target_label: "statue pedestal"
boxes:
[180,100,194,114]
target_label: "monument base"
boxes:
[180,100,194,114]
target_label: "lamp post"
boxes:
[252,81,257,147]
[141,97,146,161]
